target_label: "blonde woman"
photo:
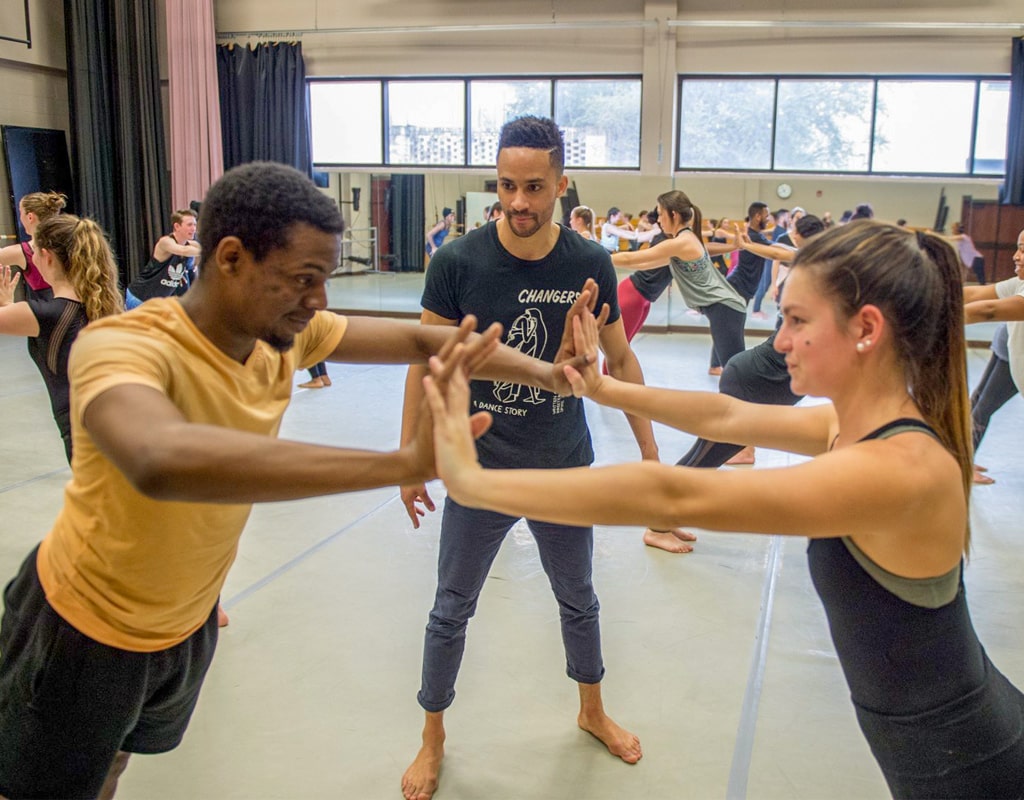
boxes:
[0,215,122,460]
[0,191,67,300]
[569,204,596,240]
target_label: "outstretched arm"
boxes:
[424,351,962,577]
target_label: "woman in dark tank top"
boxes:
[426,220,1024,798]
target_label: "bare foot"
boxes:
[299,377,325,389]
[707,367,723,376]
[725,446,755,466]
[578,710,642,764]
[321,374,332,387]
[973,468,995,485]
[643,528,697,553]
[974,463,988,472]
[402,739,444,800]
[217,604,230,627]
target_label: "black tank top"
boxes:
[807,418,985,716]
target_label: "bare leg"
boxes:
[724,446,755,466]
[576,683,642,764]
[402,711,445,800]
[643,528,697,554]
[99,751,131,800]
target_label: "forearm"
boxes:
[604,352,659,459]
[401,364,427,446]
[445,460,719,530]
[116,425,427,504]
[591,375,737,441]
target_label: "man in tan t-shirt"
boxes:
[0,161,600,800]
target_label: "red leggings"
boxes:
[604,277,652,374]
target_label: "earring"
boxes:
[856,342,866,353]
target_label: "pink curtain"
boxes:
[166,0,223,211]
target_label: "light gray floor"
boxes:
[1,327,1020,800]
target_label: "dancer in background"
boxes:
[0,191,67,301]
[0,214,122,461]
[426,207,456,261]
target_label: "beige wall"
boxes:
[213,0,1016,228]
[0,1,68,234]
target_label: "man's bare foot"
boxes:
[643,528,697,553]
[577,710,642,764]
[708,366,723,376]
[402,722,445,800]
[725,446,755,466]
[973,468,995,485]
[299,377,325,389]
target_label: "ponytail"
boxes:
[34,215,124,322]
[656,189,704,247]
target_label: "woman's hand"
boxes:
[0,264,21,307]
[423,348,493,494]
[562,308,607,400]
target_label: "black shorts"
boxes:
[0,547,219,799]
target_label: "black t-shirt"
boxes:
[422,223,621,469]
[728,227,771,301]
[128,242,195,301]
[628,232,672,302]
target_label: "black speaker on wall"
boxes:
[1,126,75,234]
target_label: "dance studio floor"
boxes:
[1,312,1020,799]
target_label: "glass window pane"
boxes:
[469,80,550,166]
[974,80,1009,175]
[387,81,465,165]
[774,79,873,172]
[678,79,775,170]
[309,82,382,165]
[554,79,641,168]
[873,80,975,174]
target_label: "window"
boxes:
[774,79,873,172]
[387,81,465,166]
[309,75,642,169]
[308,81,383,165]
[678,79,774,170]
[873,80,975,174]
[469,80,550,166]
[676,75,1009,177]
[555,78,642,168]
[974,80,1010,175]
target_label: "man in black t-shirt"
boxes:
[728,201,772,303]
[400,116,656,800]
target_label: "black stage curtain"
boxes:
[1001,38,1024,205]
[390,174,425,272]
[63,0,169,287]
[216,42,311,175]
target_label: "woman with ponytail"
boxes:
[427,220,1024,796]
[0,214,122,461]
[0,191,67,300]
[610,190,744,381]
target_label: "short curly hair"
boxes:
[197,162,345,270]
[497,116,564,173]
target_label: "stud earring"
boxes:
[856,342,866,353]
